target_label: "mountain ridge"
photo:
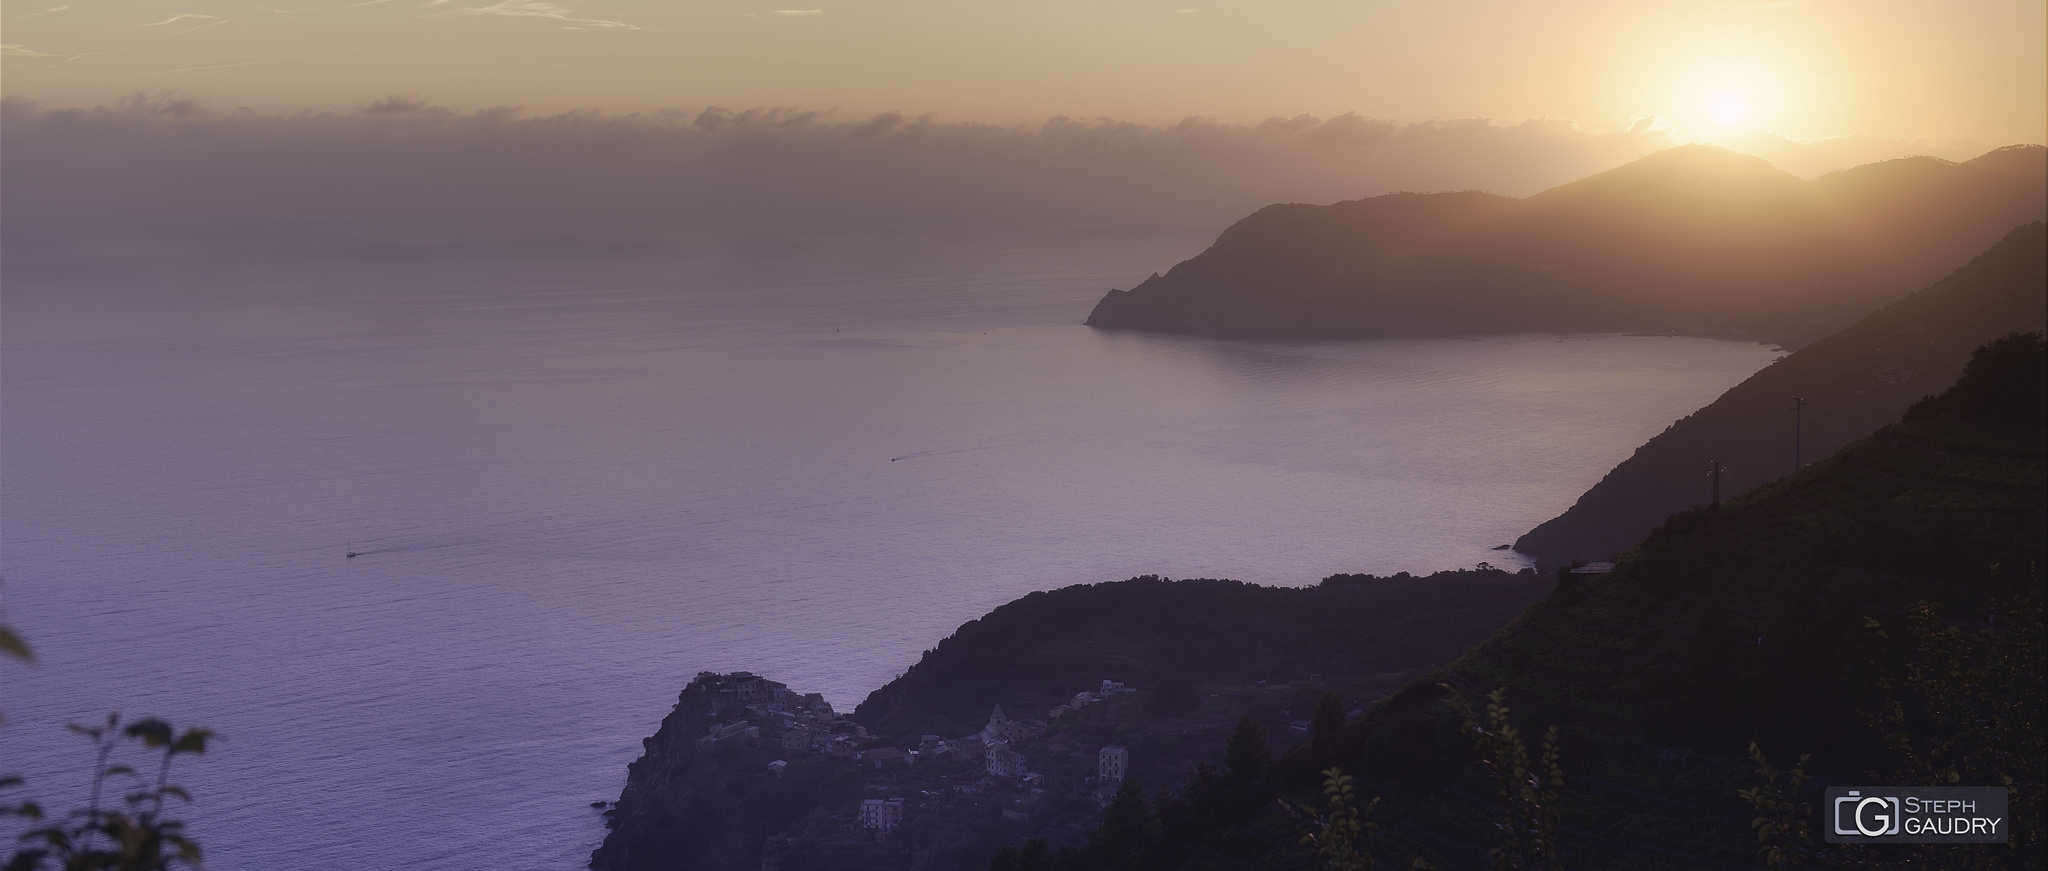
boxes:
[1515,221,2047,567]
[1086,144,2045,346]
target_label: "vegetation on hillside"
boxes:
[1517,221,2046,568]
[854,571,1549,740]
[1013,332,2045,869]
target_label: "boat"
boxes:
[346,540,359,559]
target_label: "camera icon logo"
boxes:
[1834,791,1901,838]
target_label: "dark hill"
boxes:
[852,569,1548,740]
[1324,334,2045,868]
[1515,222,2047,567]
[1041,333,2043,869]
[1086,145,2045,346]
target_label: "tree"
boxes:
[1222,716,1271,795]
[1311,692,1346,754]
[1087,779,1157,870]
[1737,743,1812,871]
[1284,767,1378,871]
[1860,575,2045,868]
[1448,687,1563,871]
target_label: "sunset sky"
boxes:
[4,0,2043,148]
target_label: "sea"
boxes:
[0,224,1780,869]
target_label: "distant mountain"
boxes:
[1516,222,2046,567]
[1086,145,2045,346]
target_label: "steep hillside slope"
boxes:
[1329,337,2047,868]
[1515,222,2046,567]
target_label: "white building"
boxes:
[858,798,905,835]
[1099,745,1128,782]
[986,745,1029,779]
[974,704,1011,745]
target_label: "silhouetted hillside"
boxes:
[1515,222,2047,567]
[1339,341,2045,868]
[1086,145,2045,346]
[852,570,1548,739]
[1039,335,2044,869]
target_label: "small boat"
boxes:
[346,540,360,559]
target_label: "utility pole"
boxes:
[1709,460,1722,508]
[1790,396,1805,471]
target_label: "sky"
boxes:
[4,0,2041,146]
[2,1,2043,242]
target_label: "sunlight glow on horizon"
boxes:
[1709,92,1751,127]
[0,0,2040,149]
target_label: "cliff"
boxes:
[592,569,1551,870]
[1514,221,2047,567]
[1086,145,2045,347]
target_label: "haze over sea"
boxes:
[2,227,1779,869]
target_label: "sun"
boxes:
[1707,91,1750,126]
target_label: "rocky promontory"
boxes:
[1087,144,2044,346]
[590,569,1550,870]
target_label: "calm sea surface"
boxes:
[1,228,1779,869]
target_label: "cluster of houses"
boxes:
[850,679,1138,838]
[698,673,1147,841]
[697,672,870,758]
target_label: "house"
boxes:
[986,744,1029,779]
[779,724,811,751]
[1099,680,1132,696]
[858,798,905,836]
[695,720,759,752]
[1098,745,1128,782]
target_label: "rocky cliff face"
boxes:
[593,571,1556,870]
[1087,145,2046,347]
[590,675,739,871]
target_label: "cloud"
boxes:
[0,96,1981,260]
[363,95,433,114]
[139,12,222,27]
[441,1,640,30]
[143,60,272,76]
[2,44,61,58]
[772,9,823,15]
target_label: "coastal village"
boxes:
[687,673,1143,840]
[607,668,1378,871]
